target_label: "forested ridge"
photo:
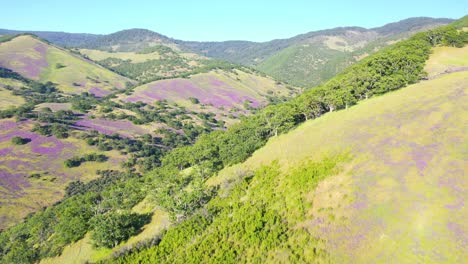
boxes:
[0,17,466,264]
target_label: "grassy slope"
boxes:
[0,88,24,110]
[0,119,126,230]
[79,47,206,82]
[0,77,25,109]
[0,35,131,96]
[208,47,468,262]
[425,45,468,77]
[256,25,451,88]
[79,49,162,63]
[257,43,350,87]
[120,69,296,111]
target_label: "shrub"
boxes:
[11,136,30,145]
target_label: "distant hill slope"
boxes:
[0,35,131,96]
[80,28,174,52]
[180,17,454,65]
[0,17,454,88]
[176,17,453,87]
[120,69,296,106]
[78,46,225,84]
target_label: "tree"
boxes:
[90,212,148,248]
[189,97,200,104]
[11,136,30,145]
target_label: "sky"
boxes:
[1,0,466,42]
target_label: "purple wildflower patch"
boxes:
[124,76,263,108]
[89,86,112,97]
[74,117,149,138]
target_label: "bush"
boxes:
[90,212,151,248]
[189,97,200,104]
[11,136,30,145]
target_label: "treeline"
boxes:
[0,18,466,263]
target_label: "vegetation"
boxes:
[64,153,108,168]
[0,18,466,263]
[11,136,30,145]
[109,156,346,263]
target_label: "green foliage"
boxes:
[1,20,466,264]
[137,45,175,55]
[0,171,145,262]
[111,155,345,263]
[55,63,66,69]
[64,153,108,168]
[188,97,200,104]
[91,212,151,248]
[11,136,30,145]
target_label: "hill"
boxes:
[0,16,465,264]
[113,41,468,263]
[119,69,297,118]
[0,35,131,96]
[78,45,219,84]
[80,29,174,52]
[254,17,454,87]
[0,17,463,264]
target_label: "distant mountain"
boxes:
[180,17,454,86]
[82,28,174,51]
[0,17,455,87]
[0,29,101,47]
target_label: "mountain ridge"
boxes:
[0,17,454,49]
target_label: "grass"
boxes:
[0,87,25,109]
[79,49,163,63]
[41,39,131,94]
[208,66,468,262]
[424,45,468,77]
[0,119,127,230]
[0,35,131,95]
[121,69,297,112]
[257,43,351,87]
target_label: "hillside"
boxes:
[78,46,219,84]
[0,118,127,230]
[0,17,460,264]
[0,35,131,96]
[114,43,468,263]
[209,50,468,262]
[255,18,454,87]
[0,15,466,264]
[119,69,297,117]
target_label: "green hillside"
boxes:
[0,16,466,264]
[183,17,453,87]
[0,35,131,96]
[78,46,210,83]
[105,21,467,264]
[257,42,352,87]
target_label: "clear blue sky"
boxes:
[1,0,466,41]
